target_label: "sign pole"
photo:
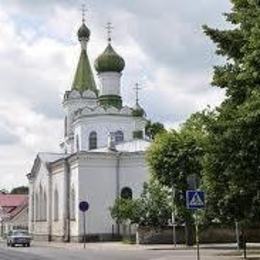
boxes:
[79,200,89,249]
[195,211,200,260]
[186,190,205,260]
[83,211,86,249]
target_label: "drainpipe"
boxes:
[63,158,71,242]
[115,151,122,235]
[47,168,52,241]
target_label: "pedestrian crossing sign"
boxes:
[186,190,205,209]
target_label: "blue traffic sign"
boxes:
[186,190,205,209]
[79,201,89,212]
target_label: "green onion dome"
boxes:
[132,103,146,117]
[77,23,90,40]
[94,43,125,73]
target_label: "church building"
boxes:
[27,16,151,242]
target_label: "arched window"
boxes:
[76,135,80,152]
[64,116,67,137]
[121,187,133,200]
[35,193,39,221]
[70,187,75,220]
[54,189,59,221]
[89,131,97,150]
[115,131,124,143]
[39,185,43,220]
[43,191,47,221]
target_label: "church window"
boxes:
[54,189,59,221]
[70,187,75,220]
[64,116,67,137]
[43,191,47,221]
[121,187,133,200]
[89,131,97,150]
[76,135,80,152]
[35,193,39,221]
[115,131,124,143]
[39,185,43,220]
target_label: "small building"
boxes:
[0,194,28,237]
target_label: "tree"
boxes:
[136,180,172,228]
[146,112,209,244]
[202,1,260,256]
[145,120,166,140]
[110,179,171,228]
[10,186,29,194]
[110,198,139,225]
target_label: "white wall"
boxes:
[51,166,65,237]
[98,72,121,96]
[77,154,117,235]
[32,162,49,235]
[119,153,149,199]
[75,115,146,151]
[76,152,149,236]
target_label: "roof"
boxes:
[95,43,125,73]
[0,195,28,221]
[72,49,97,94]
[93,139,151,153]
[0,194,28,207]
[38,152,67,163]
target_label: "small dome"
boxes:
[132,103,146,117]
[77,23,90,39]
[94,43,125,73]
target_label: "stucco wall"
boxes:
[74,115,146,151]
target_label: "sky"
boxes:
[0,0,231,190]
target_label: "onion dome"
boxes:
[94,43,125,73]
[77,23,90,40]
[132,103,146,117]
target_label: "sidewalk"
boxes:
[30,240,260,251]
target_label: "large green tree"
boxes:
[202,0,260,240]
[146,112,209,244]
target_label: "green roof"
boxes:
[72,49,97,94]
[94,43,125,73]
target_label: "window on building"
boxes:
[115,130,124,143]
[54,189,59,221]
[89,131,97,150]
[39,185,43,221]
[76,134,80,152]
[35,193,39,221]
[43,191,47,221]
[70,187,75,220]
[120,187,133,200]
[64,116,67,137]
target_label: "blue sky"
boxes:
[0,0,231,189]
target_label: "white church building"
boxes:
[27,17,151,242]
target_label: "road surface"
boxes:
[0,241,247,260]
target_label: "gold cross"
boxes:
[81,4,87,23]
[105,22,114,42]
[134,83,141,104]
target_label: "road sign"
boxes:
[79,201,89,249]
[186,190,205,209]
[79,201,89,212]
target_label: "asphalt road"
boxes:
[0,241,243,260]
